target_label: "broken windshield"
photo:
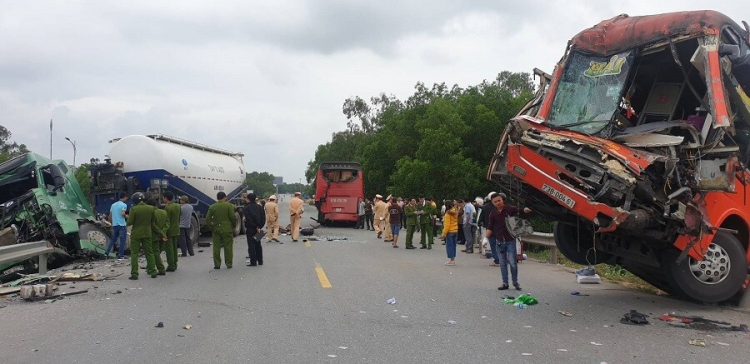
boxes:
[548,50,634,134]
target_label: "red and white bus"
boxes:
[314,162,364,225]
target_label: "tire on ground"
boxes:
[553,221,612,265]
[667,231,747,303]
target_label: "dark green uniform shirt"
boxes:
[164,202,181,237]
[418,202,436,224]
[404,204,418,226]
[127,202,165,239]
[206,201,237,234]
[153,208,169,241]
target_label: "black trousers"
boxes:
[179,227,194,256]
[355,215,365,229]
[365,213,373,230]
[246,229,263,264]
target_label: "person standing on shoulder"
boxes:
[264,195,280,243]
[162,191,181,271]
[149,199,169,276]
[206,192,237,269]
[418,197,436,249]
[403,198,418,250]
[178,196,195,257]
[387,197,403,248]
[461,197,476,253]
[127,192,166,280]
[485,193,532,291]
[243,193,266,266]
[289,192,304,242]
[104,192,129,260]
[442,200,458,266]
[480,192,499,266]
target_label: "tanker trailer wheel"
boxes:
[668,231,746,303]
[189,215,200,248]
[553,221,612,265]
[233,212,242,237]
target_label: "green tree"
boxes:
[244,171,276,199]
[0,125,29,163]
[73,163,93,205]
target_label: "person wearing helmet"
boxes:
[127,192,167,280]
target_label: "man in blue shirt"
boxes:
[461,199,476,253]
[104,192,129,259]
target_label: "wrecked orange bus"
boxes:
[489,11,750,303]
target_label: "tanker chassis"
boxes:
[489,11,750,303]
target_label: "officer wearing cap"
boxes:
[289,192,304,242]
[265,195,280,242]
[372,194,386,238]
[206,191,237,269]
[127,192,166,279]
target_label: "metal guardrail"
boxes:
[520,232,558,264]
[0,241,54,274]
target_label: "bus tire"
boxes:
[667,231,746,303]
[553,221,612,265]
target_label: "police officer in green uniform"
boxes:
[127,193,166,280]
[404,198,418,249]
[149,199,169,276]
[418,196,436,249]
[163,191,181,271]
[206,191,237,269]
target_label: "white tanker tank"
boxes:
[92,134,247,242]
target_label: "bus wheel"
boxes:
[668,231,746,303]
[553,221,611,265]
[233,212,242,237]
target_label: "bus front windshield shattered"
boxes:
[548,50,634,134]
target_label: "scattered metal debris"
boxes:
[688,339,706,347]
[620,310,649,325]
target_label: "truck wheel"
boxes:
[668,231,747,303]
[553,221,612,265]
[189,215,200,247]
[78,222,110,252]
[233,212,242,237]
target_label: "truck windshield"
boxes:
[548,50,634,134]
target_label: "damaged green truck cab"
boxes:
[489,11,750,303]
[0,153,107,278]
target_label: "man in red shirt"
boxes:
[485,193,531,291]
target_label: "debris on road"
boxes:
[386,297,396,304]
[183,324,192,330]
[659,314,748,332]
[590,342,603,346]
[715,342,730,346]
[620,310,649,325]
[570,291,590,296]
[688,338,706,347]
[448,320,457,325]
[503,293,539,307]
[558,311,573,317]
[557,349,568,352]
[156,322,164,328]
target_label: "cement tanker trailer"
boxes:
[90,134,246,245]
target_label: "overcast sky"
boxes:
[1,1,746,183]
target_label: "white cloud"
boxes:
[1,0,747,182]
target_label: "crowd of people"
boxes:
[109,189,529,291]
[355,192,531,290]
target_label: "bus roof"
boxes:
[319,162,362,171]
[570,10,744,56]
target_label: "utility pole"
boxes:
[64,137,77,166]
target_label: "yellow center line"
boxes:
[315,263,332,288]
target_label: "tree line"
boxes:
[304,71,535,201]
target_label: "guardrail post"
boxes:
[39,253,48,274]
[550,247,558,265]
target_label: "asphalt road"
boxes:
[1,198,749,363]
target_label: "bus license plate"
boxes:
[335,208,342,212]
[541,184,576,208]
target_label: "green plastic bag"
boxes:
[516,293,538,305]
